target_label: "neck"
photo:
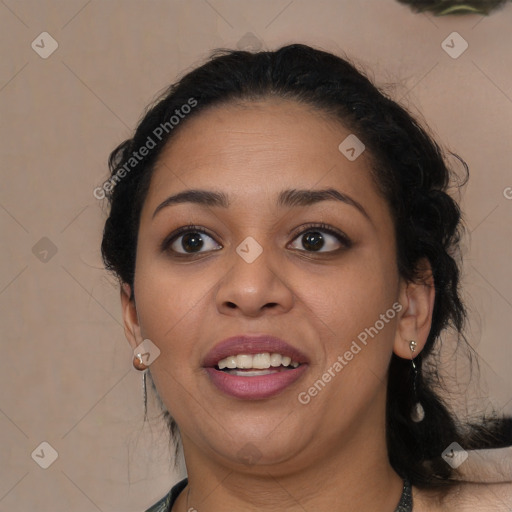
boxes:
[177,402,405,511]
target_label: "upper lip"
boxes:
[203,334,310,368]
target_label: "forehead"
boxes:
[146,98,379,202]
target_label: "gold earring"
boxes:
[132,353,148,371]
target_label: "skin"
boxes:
[120,98,510,511]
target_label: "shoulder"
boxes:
[448,446,512,510]
[413,481,512,511]
[447,481,512,511]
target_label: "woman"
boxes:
[100,44,512,511]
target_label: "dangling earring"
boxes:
[133,352,149,421]
[132,339,160,421]
[409,340,425,422]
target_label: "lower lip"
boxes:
[204,365,308,400]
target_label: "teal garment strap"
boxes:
[144,478,187,512]
[144,491,171,512]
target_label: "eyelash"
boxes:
[161,223,352,257]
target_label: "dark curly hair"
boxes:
[396,0,509,16]
[100,43,511,489]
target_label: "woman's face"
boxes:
[127,98,408,472]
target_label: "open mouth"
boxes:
[203,334,309,399]
[215,352,301,376]
[206,352,307,400]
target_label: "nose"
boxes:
[215,241,295,318]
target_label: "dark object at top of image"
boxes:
[397,0,510,15]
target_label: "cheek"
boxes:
[133,264,209,418]
[132,261,208,378]
[135,252,220,330]
[303,245,399,335]
[297,252,399,424]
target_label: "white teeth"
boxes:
[252,353,271,369]
[226,356,237,369]
[228,370,276,377]
[217,352,300,371]
[270,353,282,367]
[236,354,253,369]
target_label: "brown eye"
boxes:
[301,231,325,251]
[288,224,351,253]
[164,227,222,255]
[179,232,205,253]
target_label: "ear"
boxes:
[121,282,142,351]
[393,258,435,359]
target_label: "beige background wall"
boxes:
[1,1,511,510]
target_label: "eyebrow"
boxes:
[152,187,370,220]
